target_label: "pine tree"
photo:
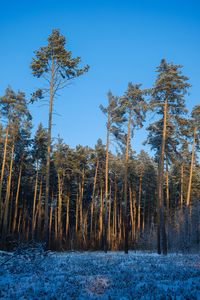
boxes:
[30,29,89,244]
[149,59,190,255]
[117,82,146,253]
[100,90,119,251]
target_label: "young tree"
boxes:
[30,29,89,243]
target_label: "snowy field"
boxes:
[0,248,200,299]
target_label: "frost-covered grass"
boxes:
[0,248,199,299]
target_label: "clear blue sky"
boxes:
[1,0,200,154]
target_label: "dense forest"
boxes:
[0,29,199,255]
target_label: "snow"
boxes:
[0,249,199,299]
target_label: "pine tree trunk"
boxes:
[142,184,147,233]
[99,185,103,246]
[90,158,99,242]
[166,155,169,215]
[186,121,196,206]
[124,108,132,254]
[104,115,110,252]
[137,168,143,238]
[54,195,58,244]
[159,97,168,255]
[129,188,134,241]
[108,183,112,248]
[133,191,137,245]
[58,173,62,248]
[37,178,43,240]
[186,121,196,243]
[113,172,117,242]
[66,195,69,239]
[12,151,24,234]
[79,169,84,235]
[76,190,79,233]
[181,164,184,210]
[49,192,54,247]
[0,115,11,206]
[32,160,39,239]
[45,57,55,245]
[2,135,15,245]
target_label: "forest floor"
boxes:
[0,248,199,299]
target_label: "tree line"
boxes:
[0,29,199,254]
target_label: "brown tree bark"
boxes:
[124,107,132,253]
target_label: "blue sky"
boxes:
[1,0,200,154]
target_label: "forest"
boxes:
[0,29,199,255]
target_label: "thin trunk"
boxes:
[113,172,117,239]
[124,107,132,254]
[0,115,11,204]
[37,177,43,240]
[142,184,147,233]
[108,183,112,248]
[137,168,143,237]
[58,173,62,248]
[49,192,54,247]
[45,56,55,244]
[2,135,15,243]
[99,185,103,245]
[12,151,24,233]
[186,121,196,206]
[186,121,196,242]
[90,158,99,240]
[66,195,69,237]
[133,191,137,244]
[17,208,22,234]
[180,164,184,210]
[54,195,58,243]
[166,155,169,215]
[76,190,79,233]
[159,96,168,255]
[129,188,134,241]
[80,169,84,233]
[32,160,39,238]
[104,115,110,252]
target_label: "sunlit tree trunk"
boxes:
[158,97,168,255]
[108,183,112,248]
[2,135,15,244]
[66,195,69,238]
[186,121,196,207]
[32,160,39,238]
[124,108,132,253]
[99,185,103,246]
[45,57,55,245]
[12,151,24,234]
[0,115,11,206]
[90,158,99,241]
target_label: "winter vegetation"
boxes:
[0,29,199,259]
[0,245,199,299]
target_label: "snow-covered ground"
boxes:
[0,248,199,299]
